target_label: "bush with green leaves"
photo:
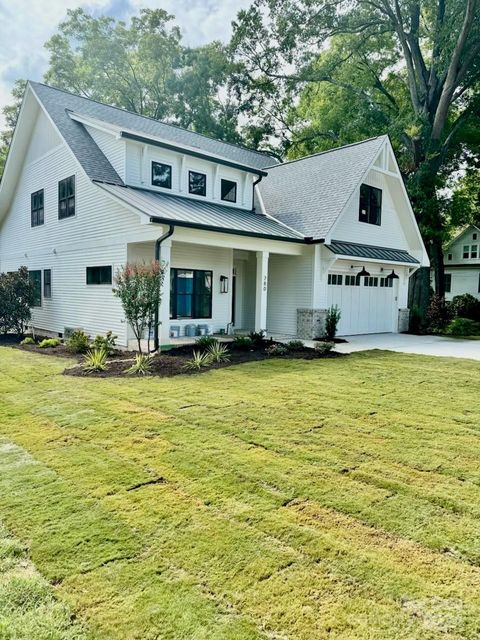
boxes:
[231,335,254,350]
[265,343,288,357]
[286,340,305,351]
[0,266,35,335]
[125,353,153,376]
[195,335,218,349]
[324,305,341,341]
[20,336,35,345]
[183,350,213,370]
[427,294,452,333]
[92,331,118,355]
[450,294,480,322]
[444,317,480,337]
[315,341,335,355]
[206,342,230,363]
[83,348,108,372]
[248,330,266,346]
[38,338,61,349]
[65,329,90,354]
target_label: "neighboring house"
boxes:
[0,82,429,347]
[441,225,480,301]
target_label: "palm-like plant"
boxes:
[83,347,108,372]
[207,342,230,363]
[125,353,153,376]
[183,350,213,370]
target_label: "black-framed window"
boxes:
[478,273,480,293]
[151,161,172,189]
[364,276,379,287]
[445,273,452,293]
[328,274,343,285]
[31,189,44,227]
[380,277,393,288]
[447,253,452,261]
[345,275,359,286]
[170,269,212,319]
[86,266,112,285]
[188,171,206,197]
[58,176,75,219]
[221,179,237,203]
[359,184,382,225]
[473,233,478,241]
[43,269,52,298]
[29,270,41,307]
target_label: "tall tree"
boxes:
[0,80,26,177]
[231,0,480,297]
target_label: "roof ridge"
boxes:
[28,80,276,162]
[263,135,388,170]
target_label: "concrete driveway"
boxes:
[334,333,480,360]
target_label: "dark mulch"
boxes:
[0,334,136,360]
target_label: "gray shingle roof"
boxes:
[327,240,419,264]
[258,136,387,241]
[29,82,275,183]
[97,184,304,242]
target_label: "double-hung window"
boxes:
[58,176,75,219]
[43,269,52,298]
[28,270,42,307]
[31,189,44,227]
[359,184,382,225]
[170,269,212,319]
[463,245,470,259]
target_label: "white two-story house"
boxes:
[442,225,480,300]
[0,82,429,348]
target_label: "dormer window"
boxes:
[189,171,206,197]
[221,179,237,203]
[152,162,172,189]
[359,184,382,226]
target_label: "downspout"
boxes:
[252,174,263,211]
[153,224,174,352]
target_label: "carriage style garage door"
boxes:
[327,273,397,335]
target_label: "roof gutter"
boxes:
[153,224,175,352]
[120,132,268,177]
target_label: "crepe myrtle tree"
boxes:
[113,261,165,354]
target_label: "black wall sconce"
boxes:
[358,266,371,277]
[386,269,399,280]
[220,275,229,293]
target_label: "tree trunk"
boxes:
[430,237,446,298]
[408,267,430,320]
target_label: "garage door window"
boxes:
[328,274,343,285]
[364,277,378,287]
[345,275,360,286]
[380,277,393,288]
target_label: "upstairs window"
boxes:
[58,176,75,219]
[43,269,52,298]
[473,233,478,240]
[86,266,112,285]
[221,179,237,203]
[447,253,452,261]
[359,184,382,225]
[31,189,44,227]
[189,171,206,197]
[151,162,172,189]
[28,270,42,307]
[445,273,452,293]
[471,245,478,259]
[463,245,470,259]
[170,268,212,319]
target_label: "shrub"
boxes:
[125,353,153,376]
[206,342,230,363]
[232,336,254,350]
[286,340,305,351]
[409,305,423,334]
[427,294,452,333]
[66,329,90,354]
[183,350,213,370]
[444,317,480,337]
[113,261,165,354]
[0,266,35,335]
[315,341,335,355]
[451,294,480,322]
[83,348,108,372]
[265,343,288,357]
[324,306,341,341]
[20,336,35,345]
[195,335,218,349]
[92,330,118,355]
[248,330,266,346]
[38,338,61,348]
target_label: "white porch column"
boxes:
[159,239,172,345]
[255,251,269,332]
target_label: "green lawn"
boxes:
[0,347,480,639]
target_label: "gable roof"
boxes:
[29,82,275,183]
[446,224,480,249]
[257,136,387,241]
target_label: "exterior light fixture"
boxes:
[386,270,399,280]
[220,275,229,293]
[358,266,370,277]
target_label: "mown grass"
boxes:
[0,347,480,639]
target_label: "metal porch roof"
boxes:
[327,240,419,264]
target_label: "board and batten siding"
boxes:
[266,251,313,336]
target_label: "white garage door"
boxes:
[327,274,397,335]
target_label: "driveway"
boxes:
[334,333,480,360]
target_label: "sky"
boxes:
[0,0,252,129]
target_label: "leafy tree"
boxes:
[230,0,480,298]
[113,261,165,354]
[447,169,480,229]
[0,80,26,179]
[0,266,35,335]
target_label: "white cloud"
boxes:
[0,0,251,129]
